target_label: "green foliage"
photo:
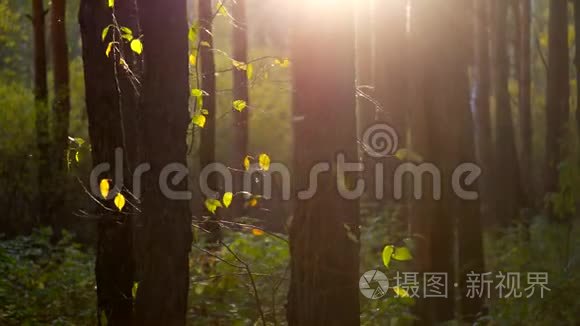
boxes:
[0,228,96,325]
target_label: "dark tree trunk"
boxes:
[32,0,50,227]
[494,0,523,224]
[473,0,496,223]
[79,0,140,323]
[133,0,192,323]
[544,0,569,198]
[198,0,220,242]
[518,0,533,205]
[287,1,360,325]
[576,0,580,144]
[356,0,375,132]
[231,0,249,216]
[410,0,483,323]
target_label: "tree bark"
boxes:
[32,0,50,227]
[544,0,569,199]
[287,1,360,325]
[134,0,192,323]
[79,0,140,323]
[494,0,524,224]
[576,0,580,144]
[50,0,71,240]
[518,0,533,205]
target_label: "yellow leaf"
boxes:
[243,156,251,170]
[247,197,258,207]
[191,88,203,97]
[108,0,114,8]
[100,179,110,199]
[393,286,410,298]
[258,153,270,171]
[392,246,413,261]
[204,198,222,214]
[233,100,247,112]
[251,228,264,236]
[105,42,114,57]
[222,192,233,208]
[114,193,126,211]
[75,151,80,163]
[130,39,143,55]
[246,63,254,80]
[216,1,228,16]
[232,59,247,71]
[274,58,290,68]
[192,114,206,128]
[189,53,197,65]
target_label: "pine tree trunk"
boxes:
[134,0,192,323]
[287,1,360,324]
[32,0,50,227]
[50,0,71,240]
[544,0,569,198]
[79,0,140,323]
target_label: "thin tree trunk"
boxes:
[232,0,249,215]
[198,0,220,242]
[134,0,192,323]
[50,0,71,240]
[287,1,360,324]
[576,0,580,143]
[544,0,569,198]
[494,0,523,225]
[473,0,495,224]
[519,0,533,206]
[79,0,140,323]
[32,0,50,227]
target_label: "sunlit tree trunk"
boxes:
[232,0,249,215]
[134,0,192,323]
[32,0,50,227]
[79,0,140,323]
[494,0,523,224]
[50,0,71,240]
[287,1,360,324]
[356,0,374,133]
[544,0,569,201]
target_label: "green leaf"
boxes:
[222,192,233,208]
[216,1,228,16]
[130,39,143,55]
[188,23,199,42]
[233,100,247,112]
[132,282,139,298]
[258,153,271,171]
[393,286,410,298]
[382,245,394,268]
[108,0,114,8]
[101,25,111,42]
[204,198,222,214]
[200,108,209,115]
[191,88,203,97]
[120,26,133,36]
[392,246,413,261]
[192,114,206,128]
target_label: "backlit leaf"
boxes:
[101,25,111,42]
[392,246,413,261]
[274,58,290,67]
[246,63,254,80]
[130,39,143,55]
[192,114,206,128]
[258,153,270,171]
[222,192,233,208]
[114,193,126,211]
[105,42,114,57]
[393,286,410,298]
[100,179,110,199]
[243,156,251,170]
[251,228,264,236]
[382,245,394,268]
[204,198,222,214]
[233,100,247,112]
[108,0,114,8]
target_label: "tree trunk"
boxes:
[576,0,580,144]
[134,0,192,323]
[32,0,50,227]
[231,0,249,216]
[473,0,496,224]
[356,0,375,132]
[287,1,360,325]
[79,0,140,323]
[494,0,523,224]
[518,0,533,206]
[544,0,569,199]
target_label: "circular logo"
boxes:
[359,270,389,299]
[361,123,399,158]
